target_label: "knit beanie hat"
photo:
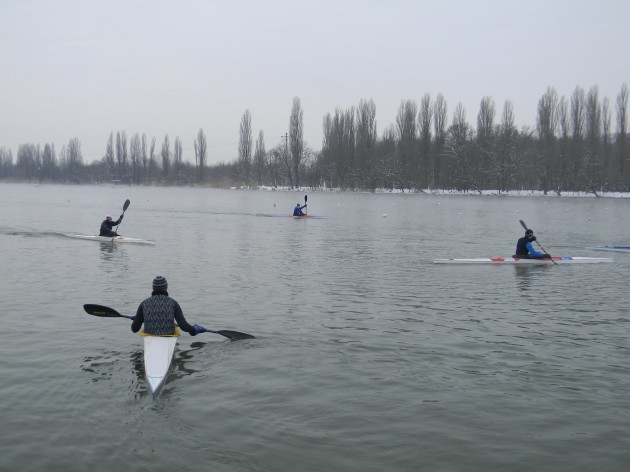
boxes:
[152,276,168,290]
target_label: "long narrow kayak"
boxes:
[433,256,613,264]
[588,245,630,253]
[291,214,326,219]
[65,234,156,245]
[141,329,180,397]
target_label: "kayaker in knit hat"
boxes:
[99,213,124,237]
[131,276,207,336]
[513,228,551,259]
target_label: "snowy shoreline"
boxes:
[254,186,630,198]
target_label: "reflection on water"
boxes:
[513,265,554,292]
[81,341,215,400]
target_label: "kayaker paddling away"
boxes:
[131,276,207,396]
[83,278,255,398]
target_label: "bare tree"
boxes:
[161,134,171,182]
[536,87,559,192]
[141,134,148,183]
[602,97,612,189]
[0,147,13,178]
[493,100,518,191]
[476,96,496,188]
[115,131,128,181]
[417,94,432,189]
[149,137,157,182]
[129,133,141,184]
[432,93,448,189]
[65,137,83,182]
[616,83,628,189]
[173,136,183,184]
[445,103,473,191]
[570,86,585,185]
[254,130,266,186]
[395,99,418,188]
[238,109,253,187]
[41,143,56,181]
[16,144,39,180]
[556,96,570,192]
[104,132,115,177]
[289,97,304,188]
[356,98,377,189]
[194,128,207,183]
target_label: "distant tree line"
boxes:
[1,85,628,194]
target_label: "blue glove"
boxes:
[130,315,137,322]
[193,324,206,335]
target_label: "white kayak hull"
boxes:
[433,256,613,264]
[143,334,178,396]
[588,246,630,253]
[66,234,156,245]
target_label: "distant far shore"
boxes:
[2,181,630,198]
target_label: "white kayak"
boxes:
[588,245,630,253]
[433,256,613,264]
[142,328,180,397]
[65,234,156,245]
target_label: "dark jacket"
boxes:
[293,204,307,216]
[99,216,122,236]
[514,236,545,258]
[131,290,197,336]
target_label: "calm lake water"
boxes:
[1,183,629,472]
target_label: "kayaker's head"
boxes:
[525,229,534,239]
[105,215,112,221]
[152,276,168,291]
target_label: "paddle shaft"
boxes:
[83,304,255,340]
[304,194,307,215]
[519,219,557,264]
[113,199,130,239]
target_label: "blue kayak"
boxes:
[588,245,630,253]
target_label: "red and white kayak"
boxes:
[65,234,156,245]
[291,214,326,219]
[433,256,613,264]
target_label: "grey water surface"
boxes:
[1,183,629,472]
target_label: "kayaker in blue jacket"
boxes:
[131,276,206,336]
[99,214,123,237]
[514,229,551,258]
[293,203,307,216]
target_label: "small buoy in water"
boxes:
[382,214,387,218]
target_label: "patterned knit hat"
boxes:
[152,276,168,290]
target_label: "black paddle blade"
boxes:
[123,199,131,212]
[211,330,255,341]
[519,219,529,231]
[83,304,127,318]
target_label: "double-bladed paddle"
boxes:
[83,304,255,340]
[519,219,557,265]
[112,199,130,241]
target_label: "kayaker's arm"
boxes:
[526,241,545,258]
[173,301,197,335]
[131,305,144,333]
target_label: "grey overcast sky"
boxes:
[1,0,628,165]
